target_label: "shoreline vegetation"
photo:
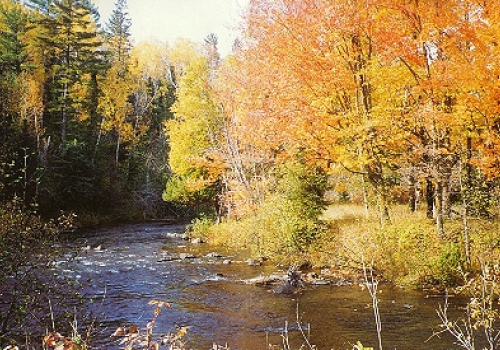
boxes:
[190,201,499,291]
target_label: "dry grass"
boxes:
[320,204,368,221]
[317,203,500,285]
[316,204,456,285]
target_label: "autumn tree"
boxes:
[216,0,500,238]
[98,64,134,165]
[0,0,41,206]
[217,0,400,223]
[365,0,500,238]
[97,38,176,218]
[164,39,224,213]
[98,0,133,165]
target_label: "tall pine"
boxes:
[30,0,102,146]
[106,0,131,69]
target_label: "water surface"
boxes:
[56,223,462,349]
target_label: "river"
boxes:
[55,222,462,350]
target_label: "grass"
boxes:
[319,203,500,286]
[320,203,369,221]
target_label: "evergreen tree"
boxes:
[21,0,108,215]
[23,0,54,15]
[0,1,32,74]
[54,0,101,145]
[106,0,131,68]
[31,0,102,146]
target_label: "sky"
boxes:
[92,0,249,56]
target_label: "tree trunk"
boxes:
[435,180,445,238]
[377,187,390,226]
[115,132,121,166]
[442,174,452,219]
[461,137,472,268]
[361,174,370,218]
[61,81,68,145]
[426,179,434,219]
[409,174,416,212]
[62,40,71,147]
[89,72,99,150]
[460,172,471,268]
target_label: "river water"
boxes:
[55,223,462,350]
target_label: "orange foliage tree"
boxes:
[213,0,500,235]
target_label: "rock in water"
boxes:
[273,267,303,294]
[179,253,196,260]
[246,258,262,266]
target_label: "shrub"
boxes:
[201,161,329,258]
[375,219,439,284]
[370,216,466,286]
[432,242,466,286]
[186,214,216,238]
[0,201,77,346]
[272,161,329,250]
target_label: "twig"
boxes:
[362,258,383,350]
[433,292,475,350]
[295,303,315,350]
[282,320,290,350]
[49,299,55,332]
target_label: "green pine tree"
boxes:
[0,1,32,74]
[34,0,102,146]
[106,0,131,69]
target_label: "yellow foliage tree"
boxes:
[164,40,224,207]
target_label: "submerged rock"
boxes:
[272,268,303,294]
[179,253,196,260]
[206,252,223,258]
[243,266,304,294]
[310,280,331,285]
[157,255,178,262]
[165,232,188,239]
[243,274,285,285]
[246,258,262,266]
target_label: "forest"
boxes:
[3,0,500,348]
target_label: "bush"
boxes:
[374,219,439,284]
[0,201,77,346]
[432,242,466,285]
[273,161,329,250]
[202,161,329,258]
[186,214,216,238]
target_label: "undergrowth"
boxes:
[189,161,328,261]
[0,200,79,347]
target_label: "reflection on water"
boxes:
[57,223,461,350]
